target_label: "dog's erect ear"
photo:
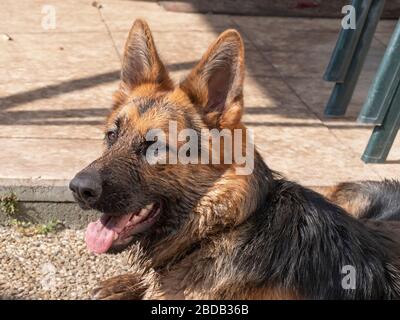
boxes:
[180,30,244,128]
[120,19,173,91]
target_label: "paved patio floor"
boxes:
[1,0,399,191]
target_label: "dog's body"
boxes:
[95,175,400,300]
[70,20,400,300]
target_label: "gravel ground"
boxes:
[0,226,132,300]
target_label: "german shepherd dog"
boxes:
[70,19,400,299]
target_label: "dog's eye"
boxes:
[106,130,118,145]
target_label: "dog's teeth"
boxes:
[138,203,154,217]
[132,215,141,224]
[139,207,150,217]
[146,203,155,210]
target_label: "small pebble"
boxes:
[1,33,13,41]
[0,226,131,299]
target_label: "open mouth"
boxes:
[85,202,161,254]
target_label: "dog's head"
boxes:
[70,19,254,255]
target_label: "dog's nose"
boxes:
[69,168,102,206]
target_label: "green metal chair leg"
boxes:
[358,19,400,124]
[324,0,373,83]
[324,0,386,117]
[362,81,400,163]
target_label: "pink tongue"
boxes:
[85,214,133,254]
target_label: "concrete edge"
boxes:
[0,178,74,202]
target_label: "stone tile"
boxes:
[0,0,104,33]
[376,19,398,34]
[369,159,400,180]
[329,126,400,180]
[244,30,338,53]
[285,73,377,120]
[233,16,343,34]
[0,80,118,111]
[375,33,394,46]
[99,0,235,32]
[373,21,397,46]
[234,19,385,53]
[284,77,335,117]
[253,125,381,187]
[0,138,102,180]
[0,81,118,138]
[0,32,120,83]
[329,125,400,159]
[243,77,318,121]
[264,49,384,79]
[233,17,397,36]
[0,125,103,140]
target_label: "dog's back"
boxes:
[326,179,400,221]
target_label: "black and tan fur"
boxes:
[325,180,400,221]
[71,19,400,300]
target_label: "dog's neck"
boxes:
[146,151,274,268]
